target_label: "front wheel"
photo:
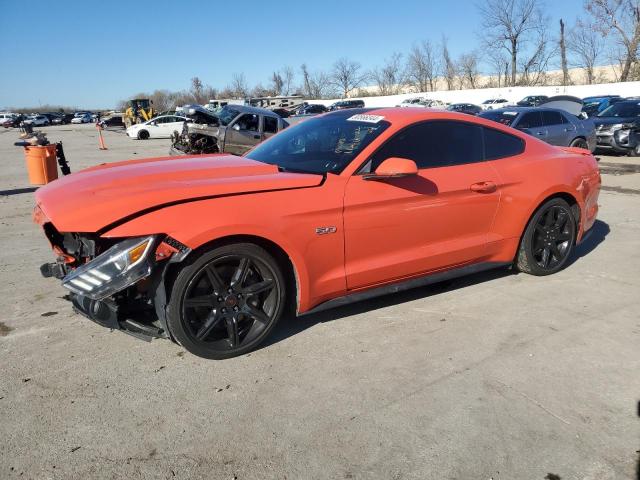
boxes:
[167,243,286,359]
[516,198,576,276]
[137,130,149,140]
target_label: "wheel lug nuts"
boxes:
[233,306,239,312]
[218,297,223,302]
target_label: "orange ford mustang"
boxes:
[34,108,601,359]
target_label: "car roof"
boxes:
[227,104,281,116]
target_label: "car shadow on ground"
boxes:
[262,219,610,350]
[0,187,38,196]
[565,219,610,268]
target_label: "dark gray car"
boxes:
[479,107,596,152]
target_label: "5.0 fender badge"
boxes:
[315,226,337,235]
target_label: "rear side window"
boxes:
[263,116,278,134]
[517,112,543,129]
[370,120,483,170]
[541,111,566,126]
[483,127,525,160]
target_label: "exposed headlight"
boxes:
[62,236,155,300]
[609,123,624,131]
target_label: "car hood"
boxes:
[593,116,639,126]
[35,154,323,233]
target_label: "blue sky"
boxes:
[0,0,588,109]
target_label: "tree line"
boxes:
[124,0,639,110]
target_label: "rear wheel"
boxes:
[516,198,576,276]
[137,130,149,140]
[569,138,588,149]
[167,243,286,359]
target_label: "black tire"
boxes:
[167,243,286,359]
[628,143,640,157]
[569,138,588,149]
[137,130,149,140]
[516,198,576,276]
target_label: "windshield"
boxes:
[597,102,640,118]
[217,106,241,126]
[245,112,391,174]
[479,111,518,126]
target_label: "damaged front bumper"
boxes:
[40,231,190,342]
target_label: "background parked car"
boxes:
[397,97,426,107]
[71,113,92,124]
[481,98,511,110]
[99,115,125,129]
[0,113,19,127]
[446,103,482,115]
[516,95,549,107]
[581,95,623,117]
[328,99,365,111]
[592,100,640,155]
[51,113,74,125]
[292,103,328,115]
[127,115,189,139]
[23,114,50,126]
[171,105,288,155]
[479,107,596,151]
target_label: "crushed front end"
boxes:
[35,205,190,341]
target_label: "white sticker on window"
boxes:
[347,114,385,123]
[503,111,518,116]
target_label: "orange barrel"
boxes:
[24,145,58,185]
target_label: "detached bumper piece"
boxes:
[71,293,167,342]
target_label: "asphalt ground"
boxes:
[0,124,639,479]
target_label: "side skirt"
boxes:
[302,261,511,316]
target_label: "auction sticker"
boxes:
[347,114,385,123]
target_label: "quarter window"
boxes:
[370,120,484,170]
[483,127,525,160]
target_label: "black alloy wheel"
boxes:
[167,243,286,359]
[516,198,576,276]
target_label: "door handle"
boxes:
[536,131,546,136]
[470,181,497,193]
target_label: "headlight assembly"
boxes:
[62,236,156,300]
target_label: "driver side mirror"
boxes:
[364,157,418,180]
[232,123,241,131]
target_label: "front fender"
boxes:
[100,183,349,313]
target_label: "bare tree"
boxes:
[281,66,295,95]
[190,77,208,104]
[229,73,248,98]
[477,0,546,86]
[300,64,333,99]
[567,19,605,84]
[586,0,640,81]
[271,71,284,95]
[458,52,481,88]
[519,24,555,86]
[559,19,571,85]
[407,40,439,92]
[331,58,365,98]
[370,53,406,95]
[441,37,458,90]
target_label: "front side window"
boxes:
[235,114,259,132]
[598,102,640,117]
[369,120,483,171]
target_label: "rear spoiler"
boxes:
[559,146,593,156]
